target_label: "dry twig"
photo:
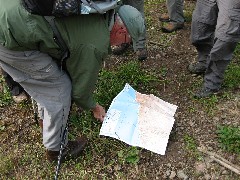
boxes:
[198,147,240,175]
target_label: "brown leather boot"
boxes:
[159,13,170,22]
[161,22,184,33]
[46,136,88,162]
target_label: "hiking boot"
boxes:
[12,91,28,103]
[188,62,206,75]
[161,22,184,33]
[194,88,219,98]
[46,136,88,163]
[136,48,148,61]
[159,13,170,22]
[112,43,130,55]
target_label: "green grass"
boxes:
[223,61,240,89]
[189,57,239,115]
[95,61,160,107]
[217,125,240,155]
[0,149,15,177]
[117,146,140,165]
[234,43,240,59]
[0,76,12,107]
[198,95,219,115]
[184,134,203,161]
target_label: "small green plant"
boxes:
[198,95,219,115]
[184,134,197,151]
[188,106,196,113]
[217,125,240,155]
[0,125,5,131]
[159,67,168,77]
[0,150,15,177]
[184,134,202,160]
[117,146,140,165]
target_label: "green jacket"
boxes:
[0,0,110,109]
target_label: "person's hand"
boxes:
[92,104,106,122]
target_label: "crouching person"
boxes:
[112,0,148,61]
[0,0,109,162]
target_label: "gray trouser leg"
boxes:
[191,21,216,66]
[204,39,237,90]
[0,45,71,151]
[191,0,218,65]
[122,0,146,50]
[166,0,184,23]
[191,0,240,90]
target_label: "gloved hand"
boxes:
[92,104,106,122]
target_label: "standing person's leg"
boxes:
[167,0,184,23]
[188,0,218,75]
[0,45,86,161]
[188,21,216,75]
[202,39,237,90]
[194,0,240,97]
[160,0,185,33]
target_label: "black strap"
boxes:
[44,16,69,68]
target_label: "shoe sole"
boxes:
[138,56,148,61]
[161,26,184,33]
[189,71,205,76]
[159,18,170,22]
[193,90,219,99]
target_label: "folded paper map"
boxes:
[100,83,178,155]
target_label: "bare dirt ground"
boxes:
[0,1,240,179]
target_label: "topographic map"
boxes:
[100,83,178,155]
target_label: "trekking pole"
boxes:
[31,97,39,126]
[54,123,68,180]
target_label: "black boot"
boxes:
[46,136,88,162]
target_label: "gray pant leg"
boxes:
[204,39,237,90]
[191,0,240,90]
[215,0,240,43]
[166,0,184,23]
[0,45,71,151]
[191,21,215,66]
[191,0,218,65]
[122,0,146,50]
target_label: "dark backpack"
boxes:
[22,0,117,17]
[21,0,118,65]
[22,0,55,16]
